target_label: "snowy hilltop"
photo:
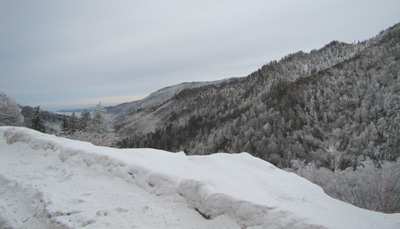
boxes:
[0,127,399,228]
[106,78,239,121]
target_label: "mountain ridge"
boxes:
[115,22,400,169]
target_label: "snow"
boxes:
[0,127,399,229]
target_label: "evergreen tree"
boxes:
[31,106,45,133]
[68,112,78,133]
[60,114,69,132]
[79,108,91,131]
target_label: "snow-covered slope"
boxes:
[0,127,399,229]
[106,78,239,121]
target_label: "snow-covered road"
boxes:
[0,127,399,228]
[0,127,240,228]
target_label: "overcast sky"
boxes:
[1,0,400,111]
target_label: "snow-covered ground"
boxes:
[0,127,399,229]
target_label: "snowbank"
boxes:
[0,127,399,228]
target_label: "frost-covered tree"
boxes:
[78,108,91,131]
[0,91,23,126]
[289,158,400,213]
[57,104,116,147]
[31,106,45,133]
[89,102,110,134]
[68,112,78,133]
[377,93,400,161]
[60,114,69,132]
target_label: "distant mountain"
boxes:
[53,79,239,121]
[114,23,400,169]
[106,78,240,121]
[56,107,95,113]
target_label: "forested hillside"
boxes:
[115,23,400,170]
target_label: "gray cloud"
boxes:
[1,0,400,111]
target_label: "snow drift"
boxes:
[0,127,399,228]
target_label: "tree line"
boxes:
[60,103,110,134]
[58,102,116,146]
